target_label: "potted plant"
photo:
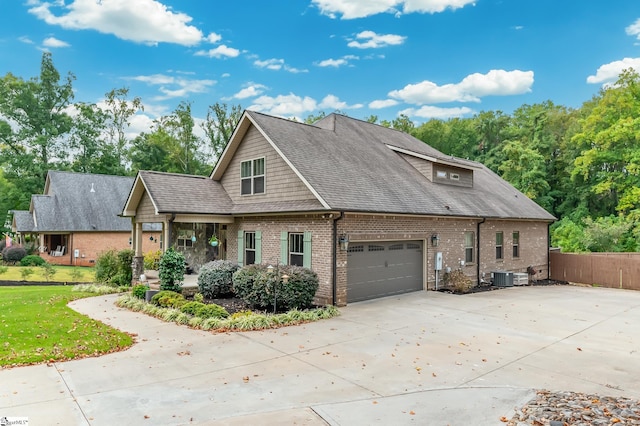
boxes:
[209,234,219,247]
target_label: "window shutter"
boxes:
[255,231,262,264]
[237,230,244,267]
[280,231,288,265]
[303,231,312,269]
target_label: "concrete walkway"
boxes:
[1,285,640,425]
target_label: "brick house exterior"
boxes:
[123,111,555,306]
[11,171,161,266]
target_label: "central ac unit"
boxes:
[493,271,514,287]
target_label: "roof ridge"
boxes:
[140,170,210,180]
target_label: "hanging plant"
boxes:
[209,234,219,247]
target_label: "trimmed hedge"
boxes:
[151,290,185,308]
[132,284,149,299]
[2,247,27,264]
[197,260,239,298]
[232,264,319,311]
[20,255,46,267]
[159,248,184,292]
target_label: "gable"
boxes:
[219,124,323,208]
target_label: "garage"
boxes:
[347,240,424,303]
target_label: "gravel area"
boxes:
[506,390,640,425]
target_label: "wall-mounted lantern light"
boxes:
[339,234,350,251]
[191,235,197,242]
[431,233,440,247]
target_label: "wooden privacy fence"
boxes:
[549,251,640,290]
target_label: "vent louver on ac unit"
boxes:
[493,271,514,287]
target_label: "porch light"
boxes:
[191,235,196,242]
[339,234,349,251]
[431,233,440,247]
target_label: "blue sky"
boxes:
[1,0,639,135]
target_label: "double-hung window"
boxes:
[464,231,474,263]
[241,158,265,195]
[512,231,520,258]
[496,232,503,260]
[289,233,304,267]
[280,231,312,268]
[245,232,256,265]
[237,230,261,267]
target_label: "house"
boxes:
[122,111,555,305]
[11,171,162,266]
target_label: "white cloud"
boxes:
[389,69,534,104]
[312,0,474,19]
[254,58,308,73]
[129,73,216,100]
[347,30,406,49]
[19,36,34,44]
[626,18,640,40]
[248,93,318,117]
[232,83,267,99]
[586,57,640,84]
[28,0,203,46]
[194,44,240,58]
[400,105,474,119]
[206,32,222,43]
[369,99,399,109]
[317,58,348,67]
[319,94,363,110]
[43,36,70,48]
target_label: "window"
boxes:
[241,158,265,195]
[464,231,474,263]
[245,232,256,265]
[496,232,503,260]
[289,233,304,266]
[177,227,195,249]
[436,170,447,178]
[450,173,460,181]
[512,231,520,258]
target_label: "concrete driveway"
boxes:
[1,285,639,425]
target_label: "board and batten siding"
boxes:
[221,125,319,204]
[135,191,159,223]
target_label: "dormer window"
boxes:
[241,157,265,195]
[436,170,447,179]
[450,173,460,181]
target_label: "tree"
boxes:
[0,52,75,208]
[103,87,144,173]
[201,103,242,163]
[303,111,326,124]
[165,101,208,175]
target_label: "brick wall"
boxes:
[227,213,550,306]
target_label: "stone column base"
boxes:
[131,255,145,285]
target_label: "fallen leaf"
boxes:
[500,416,508,422]
[372,401,378,405]
[432,372,437,377]
[409,410,415,415]
[144,415,150,419]
[577,347,582,351]
[242,376,249,382]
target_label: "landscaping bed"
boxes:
[438,278,568,295]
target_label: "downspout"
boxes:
[477,218,486,286]
[547,222,551,280]
[332,211,345,306]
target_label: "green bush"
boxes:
[144,249,162,270]
[0,266,8,275]
[197,260,239,298]
[151,290,185,308]
[40,263,57,282]
[196,303,229,319]
[132,284,149,299]
[180,301,205,316]
[2,247,27,264]
[20,255,46,267]
[232,264,319,311]
[95,249,134,287]
[159,248,185,292]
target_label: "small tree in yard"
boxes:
[40,263,57,282]
[159,247,185,292]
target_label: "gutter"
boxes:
[477,218,486,286]
[332,211,345,306]
[547,222,551,279]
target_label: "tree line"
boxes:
[2,53,639,252]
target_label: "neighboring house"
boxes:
[122,111,555,306]
[11,171,161,266]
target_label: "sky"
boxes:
[1,0,639,136]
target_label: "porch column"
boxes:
[131,221,144,284]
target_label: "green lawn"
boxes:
[0,265,95,283]
[0,286,133,367]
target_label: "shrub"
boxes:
[95,250,119,284]
[0,266,8,275]
[442,269,473,293]
[180,301,205,316]
[196,303,229,319]
[197,260,239,298]
[40,263,57,282]
[20,267,34,280]
[151,290,185,308]
[116,249,134,284]
[159,248,185,292]
[70,268,84,282]
[193,292,204,303]
[2,246,27,264]
[232,264,319,311]
[132,284,149,299]
[20,255,46,267]
[144,249,162,270]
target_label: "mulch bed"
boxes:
[438,279,568,295]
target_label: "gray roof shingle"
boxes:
[11,210,35,232]
[246,111,555,221]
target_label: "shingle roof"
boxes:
[32,171,135,232]
[139,171,233,215]
[245,111,555,221]
[11,210,35,232]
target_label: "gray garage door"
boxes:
[347,240,424,303]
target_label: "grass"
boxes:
[0,286,133,367]
[0,265,95,282]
